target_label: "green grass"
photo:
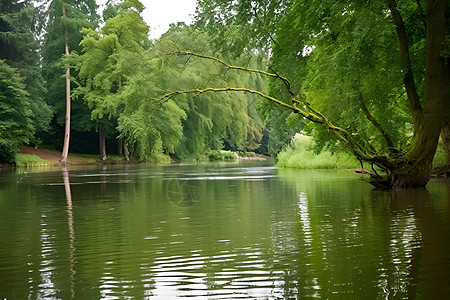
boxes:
[15,154,56,166]
[207,150,236,161]
[276,133,359,169]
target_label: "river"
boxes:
[1,161,449,299]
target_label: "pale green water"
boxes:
[0,161,449,299]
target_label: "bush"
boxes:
[277,133,359,169]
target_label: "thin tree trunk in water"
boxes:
[60,5,71,165]
[99,125,107,161]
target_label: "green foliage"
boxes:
[40,0,99,133]
[433,139,447,167]
[0,60,34,163]
[76,13,265,161]
[295,0,409,151]
[196,0,422,160]
[156,25,265,159]
[76,0,181,161]
[195,0,288,55]
[277,134,359,169]
[0,0,52,143]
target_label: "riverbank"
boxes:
[17,146,124,166]
[12,147,267,167]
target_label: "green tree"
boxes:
[177,0,448,188]
[0,60,34,163]
[0,0,52,145]
[77,0,183,161]
[40,0,98,162]
[77,10,264,161]
[155,24,264,159]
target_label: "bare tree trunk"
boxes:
[123,142,130,163]
[60,4,71,165]
[99,125,107,161]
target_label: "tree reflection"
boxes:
[271,176,450,299]
[367,188,449,298]
[62,167,76,299]
[387,188,450,299]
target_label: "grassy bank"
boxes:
[276,134,359,169]
[15,154,57,166]
[278,133,450,172]
[15,146,127,167]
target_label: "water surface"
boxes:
[1,162,449,299]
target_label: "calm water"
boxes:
[1,161,449,299]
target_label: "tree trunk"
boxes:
[441,123,450,165]
[440,48,450,165]
[99,125,107,161]
[60,5,71,165]
[123,142,130,163]
[373,0,446,188]
[118,138,123,156]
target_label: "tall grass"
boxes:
[276,133,359,169]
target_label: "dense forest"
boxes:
[0,0,448,188]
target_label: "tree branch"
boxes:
[170,51,295,96]
[387,0,422,125]
[155,52,401,170]
[157,87,296,111]
[359,93,395,149]
[156,87,394,166]
[252,7,281,51]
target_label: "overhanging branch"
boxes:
[157,87,296,111]
[156,87,395,166]
[155,52,401,169]
[171,51,295,96]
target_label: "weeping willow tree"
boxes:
[153,24,265,159]
[159,0,448,188]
